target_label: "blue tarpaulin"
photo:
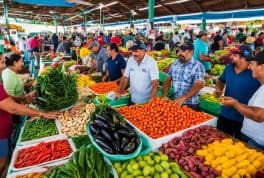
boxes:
[13,0,75,7]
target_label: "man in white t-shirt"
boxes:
[221,50,264,150]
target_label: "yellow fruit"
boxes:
[249,152,262,162]
[236,160,250,168]
[222,166,237,176]
[211,160,218,168]
[221,138,233,145]
[253,160,261,169]
[232,174,240,178]
[226,150,236,158]
[222,159,236,169]
[235,142,245,148]
[247,165,256,174]
[196,150,208,157]
[215,165,222,172]
[236,154,247,162]
[236,169,246,176]
[217,156,229,164]
[205,154,215,163]
[214,148,225,157]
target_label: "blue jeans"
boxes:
[241,133,264,150]
[0,138,10,158]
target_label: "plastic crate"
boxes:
[159,71,168,84]
[199,98,221,117]
[93,95,130,108]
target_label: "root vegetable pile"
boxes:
[20,118,58,142]
[89,82,120,94]
[118,98,212,138]
[59,103,96,137]
[160,125,226,178]
[14,140,72,168]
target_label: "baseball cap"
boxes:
[88,40,99,49]
[129,40,146,50]
[250,50,264,64]
[179,43,194,51]
[197,30,208,38]
[231,45,252,60]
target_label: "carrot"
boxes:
[117,98,212,139]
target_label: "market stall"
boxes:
[6,60,264,178]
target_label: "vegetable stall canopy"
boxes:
[0,0,264,25]
[13,0,75,7]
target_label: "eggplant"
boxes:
[112,140,121,153]
[117,129,135,137]
[89,124,99,135]
[94,119,109,130]
[100,129,112,142]
[113,132,120,140]
[123,142,136,154]
[94,137,114,154]
[121,137,129,149]
[96,114,115,127]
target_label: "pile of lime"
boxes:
[113,151,188,178]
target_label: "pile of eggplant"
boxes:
[89,106,140,154]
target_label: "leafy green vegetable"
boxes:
[35,65,78,111]
[71,135,91,149]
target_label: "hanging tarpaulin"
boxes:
[13,0,75,7]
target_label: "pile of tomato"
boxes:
[118,98,212,139]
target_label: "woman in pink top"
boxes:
[0,53,60,177]
[31,35,40,67]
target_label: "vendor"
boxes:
[221,50,264,150]
[89,41,108,73]
[2,53,35,104]
[214,45,261,139]
[0,53,60,177]
[102,43,126,82]
[116,40,159,104]
[162,43,205,110]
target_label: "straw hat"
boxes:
[246,36,255,44]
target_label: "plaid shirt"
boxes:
[168,58,205,105]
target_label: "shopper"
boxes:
[221,50,264,150]
[97,32,105,46]
[52,33,59,52]
[0,52,60,177]
[172,31,181,47]
[116,40,159,104]
[235,28,244,42]
[123,31,134,48]
[211,31,224,52]
[110,32,122,46]
[103,43,126,82]
[214,45,261,139]
[162,43,205,110]
[56,36,67,53]
[255,32,264,48]
[31,35,40,67]
[193,31,214,72]
[89,40,108,73]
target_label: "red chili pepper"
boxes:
[14,139,72,168]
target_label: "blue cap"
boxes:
[129,40,146,50]
[231,45,252,60]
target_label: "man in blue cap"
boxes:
[215,45,261,139]
[162,42,205,110]
[221,50,264,149]
[116,40,159,104]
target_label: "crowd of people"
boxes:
[0,27,264,177]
